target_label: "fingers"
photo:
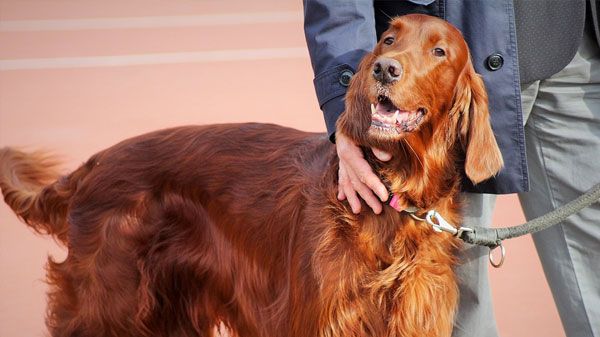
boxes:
[346,165,383,214]
[348,156,389,202]
[372,147,392,161]
[336,133,391,214]
[338,164,359,212]
[337,165,347,201]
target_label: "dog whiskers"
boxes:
[402,139,424,170]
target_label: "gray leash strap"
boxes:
[459,182,600,249]
[400,182,600,267]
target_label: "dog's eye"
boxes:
[383,37,395,45]
[433,47,446,57]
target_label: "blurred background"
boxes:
[0,1,563,336]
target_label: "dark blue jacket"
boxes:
[303,0,530,194]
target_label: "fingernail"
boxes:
[374,149,392,161]
[380,190,389,201]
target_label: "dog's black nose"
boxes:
[373,57,402,84]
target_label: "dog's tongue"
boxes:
[375,102,395,116]
[375,103,410,123]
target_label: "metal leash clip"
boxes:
[423,210,474,238]
[409,209,505,268]
[407,209,474,238]
[423,210,507,268]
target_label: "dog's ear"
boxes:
[336,53,376,143]
[451,58,504,184]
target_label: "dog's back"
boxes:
[1,123,334,337]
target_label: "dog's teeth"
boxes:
[371,104,376,115]
[396,111,406,124]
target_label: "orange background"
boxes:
[0,1,563,336]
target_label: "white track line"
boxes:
[0,12,303,32]
[0,47,308,71]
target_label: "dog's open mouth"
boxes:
[369,95,426,136]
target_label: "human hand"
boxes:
[335,132,391,214]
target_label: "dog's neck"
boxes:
[365,134,462,212]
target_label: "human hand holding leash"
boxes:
[335,132,391,214]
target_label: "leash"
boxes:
[390,182,600,268]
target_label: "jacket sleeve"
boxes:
[303,0,377,142]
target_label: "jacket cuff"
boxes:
[313,64,354,107]
[313,64,355,143]
[321,94,345,143]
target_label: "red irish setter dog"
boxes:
[0,15,502,337]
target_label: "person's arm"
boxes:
[303,0,390,214]
[303,0,377,140]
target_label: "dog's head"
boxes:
[337,14,503,184]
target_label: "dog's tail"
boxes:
[0,148,86,245]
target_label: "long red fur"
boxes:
[0,15,502,337]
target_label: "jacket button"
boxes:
[486,53,504,71]
[339,70,354,87]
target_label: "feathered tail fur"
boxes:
[0,148,82,245]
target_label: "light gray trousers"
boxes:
[453,22,600,337]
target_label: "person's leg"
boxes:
[518,24,600,337]
[452,193,499,337]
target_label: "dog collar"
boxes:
[387,193,420,214]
